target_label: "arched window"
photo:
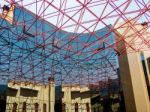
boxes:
[62,103,66,112]
[34,103,39,112]
[75,102,78,112]
[22,102,26,112]
[12,102,17,112]
[43,103,46,112]
[86,103,90,112]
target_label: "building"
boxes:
[0,85,7,112]
[90,79,123,112]
[5,79,55,112]
[0,3,132,112]
[115,20,150,112]
[0,3,120,112]
[62,85,91,112]
[0,3,118,85]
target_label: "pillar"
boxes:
[48,77,55,112]
[115,29,150,111]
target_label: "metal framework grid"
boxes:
[0,0,150,87]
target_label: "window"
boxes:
[43,103,46,112]
[97,106,100,112]
[93,107,96,112]
[12,102,17,112]
[22,102,26,112]
[86,103,90,112]
[75,103,78,112]
[147,57,150,73]
[34,103,39,112]
[62,103,66,112]
[140,53,150,98]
